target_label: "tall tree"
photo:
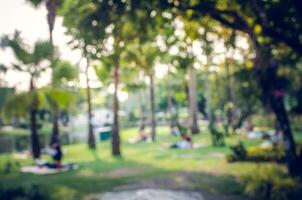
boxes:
[28,0,64,146]
[46,59,78,144]
[1,32,53,159]
[61,0,160,153]
[123,41,160,141]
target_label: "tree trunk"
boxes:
[251,35,301,175]
[112,64,121,156]
[187,67,200,134]
[139,90,146,130]
[233,110,252,130]
[225,60,233,136]
[85,58,96,149]
[50,108,59,145]
[46,0,59,45]
[149,74,156,142]
[259,63,299,175]
[269,94,299,175]
[167,71,174,130]
[47,0,61,146]
[29,77,40,159]
[30,108,40,159]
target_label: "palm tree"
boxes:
[0,32,53,159]
[124,42,159,142]
[27,0,63,146]
[46,59,78,144]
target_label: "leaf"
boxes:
[32,41,53,65]
[52,59,79,84]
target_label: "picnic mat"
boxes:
[21,164,79,175]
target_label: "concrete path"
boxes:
[100,189,204,200]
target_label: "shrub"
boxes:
[209,127,225,146]
[247,145,285,162]
[240,165,302,200]
[227,142,285,162]
[226,141,247,162]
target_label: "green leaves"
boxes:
[1,34,32,65]
[184,20,200,40]
[93,62,112,86]
[32,41,53,65]
[0,64,7,73]
[2,89,46,119]
[1,33,53,75]
[26,0,44,7]
[44,87,77,111]
[52,59,78,85]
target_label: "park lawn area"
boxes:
[0,126,295,200]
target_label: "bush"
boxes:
[227,142,285,162]
[240,166,302,200]
[247,145,285,162]
[209,127,225,146]
[226,141,247,162]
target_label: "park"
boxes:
[0,0,302,199]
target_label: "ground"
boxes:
[1,126,300,200]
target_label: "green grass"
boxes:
[0,126,295,199]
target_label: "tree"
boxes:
[0,32,53,159]
[123,41,160,141]
[27,0,66,147]
[61,0,158,154]
[46,59,78,144]
[59,0,104,150]
[164,0,302,175]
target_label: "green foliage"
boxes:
[26,0,43,7]
[1,160,20,174]
[2,90,46,120]
[0,88,15,114]
[93,61,112,85]
[43,87,77,111]
[0,64,7,72]
[227,141,247,162]
[240,166,302,200]
[0,32,32,65]
[32,41,54,66]
[227,142,285,163]
[1,33,53,74]
[209,127,225,146]
[52,59,78,85]
[247,145,285,162]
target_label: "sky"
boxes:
[0,0,99,91]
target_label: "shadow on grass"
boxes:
[0,156,245,200]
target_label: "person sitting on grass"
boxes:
[49,142,63,168]
[36,142,63,169]
[138,125,148,142]
[170,125,180,136]
[170,133,193,149]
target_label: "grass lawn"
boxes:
[0,126,297,200]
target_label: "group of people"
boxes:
[136,122,193,149]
